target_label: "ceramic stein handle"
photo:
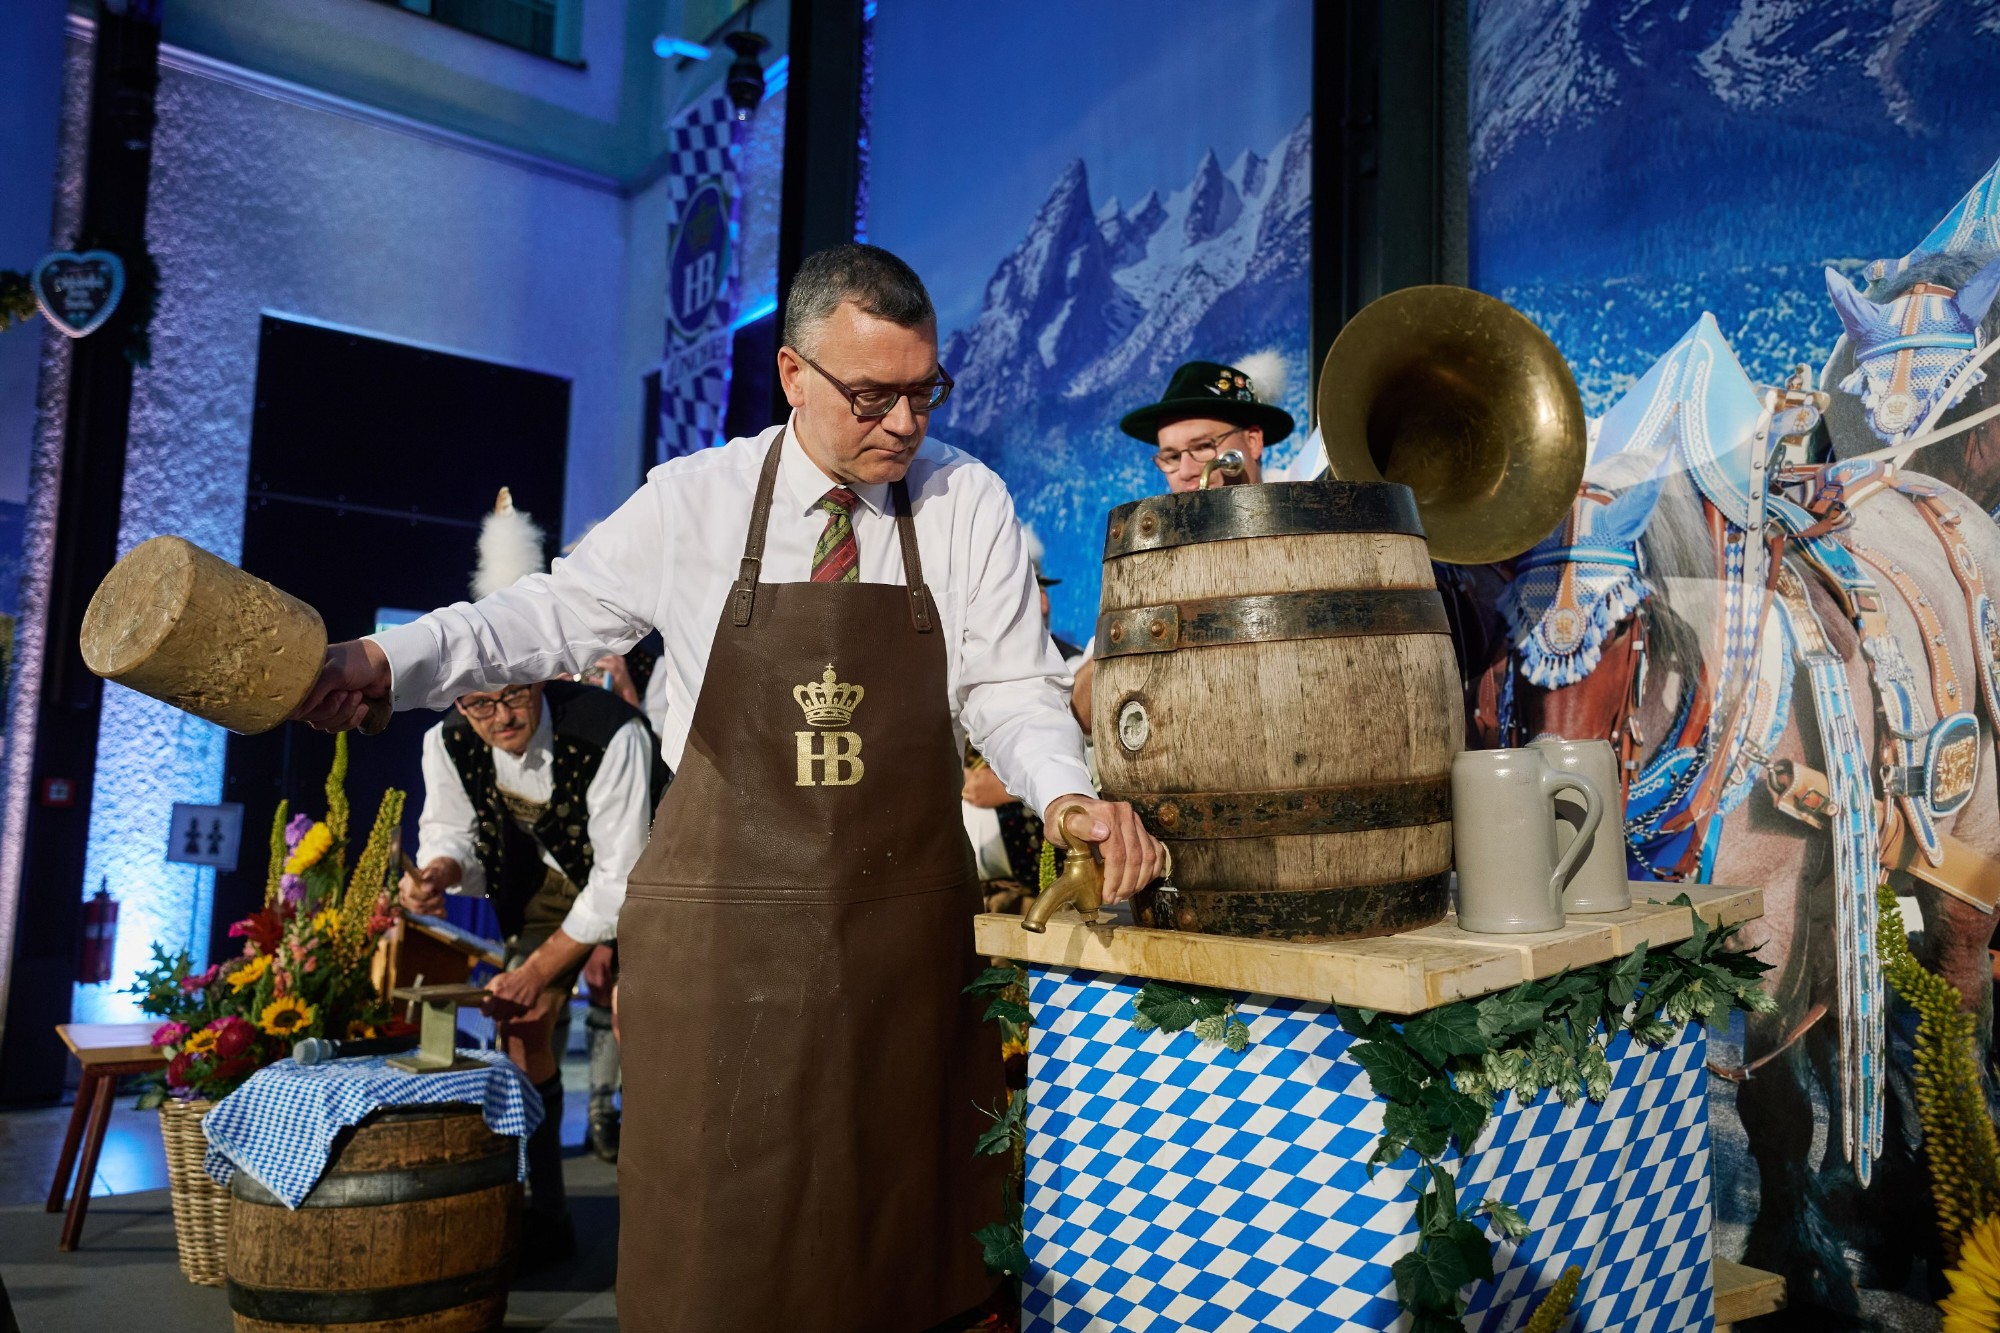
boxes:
[1541,768,1604,898]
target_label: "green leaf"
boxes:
[1445,1217,1496,1282]
[1134,981,1200,1033]
[1350,1040,1430,1104]
[1333,1004,1387,1040]
[964,965,1024,998]
[1425,1161,1459,1221]
[1477,1197,1531,1242]
[973,1115,1016,1157]
[1131,1011,1158,1032]
[1393,1238,1472,1310]
[1475,994,1546,1042]
[1438,1083,1489,1149]
[1411,1310,1466,1333]
[1403,1005,1486,1067]
[1674,906,1711,960]
[135,1087,167,1111]
[1607,942,1646,1006]
[973,1221,1028,1277]
[984,997,1031,1026]
[1190,989,1233,1021]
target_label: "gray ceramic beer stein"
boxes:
[1532,737,1631,914]
[1452,747,1604,934]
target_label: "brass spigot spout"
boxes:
[1198,447,1247,490]
[1021,806,1102,933]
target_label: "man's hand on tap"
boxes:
[1041,794,1164,904]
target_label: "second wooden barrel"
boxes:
[1093,479,1463,941]
[226,1105,519,1332]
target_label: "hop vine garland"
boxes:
[1877,885,2000,1263]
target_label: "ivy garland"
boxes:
[967,960,1032,1280]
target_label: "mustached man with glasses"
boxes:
[294,243,1164,1331]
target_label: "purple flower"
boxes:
[279,873,305,905]
[284,813,315,848]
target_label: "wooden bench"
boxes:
[46,1021,165,1251]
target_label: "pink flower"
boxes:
[150,1021,189,1048]
[302,958,317,973]
[178,963,221,993]
[284,813,315,848]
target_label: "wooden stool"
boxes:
[46,1021,165,1251]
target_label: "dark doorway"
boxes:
[211,317,569,957]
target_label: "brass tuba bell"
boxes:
[1315,285,1587,565]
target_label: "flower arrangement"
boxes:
[131,736,409,1105]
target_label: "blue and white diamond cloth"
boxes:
[1023,970,1714,1333]
[201,1050,543,1209]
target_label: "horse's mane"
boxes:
[1634,467,1727,749]
[1869,249,2000,336]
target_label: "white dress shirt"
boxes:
[414,699,655,945]
[371,420,1094,822]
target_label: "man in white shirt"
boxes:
[293,243,1163,1331]
[398,675,657,1260]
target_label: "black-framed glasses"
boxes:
[1153,426,1245,473]
[456,685,537,721]
[796,351,954,419]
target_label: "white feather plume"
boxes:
[1235,349,1289,405]
[473,486,546,600]
[1019,521,1046,570]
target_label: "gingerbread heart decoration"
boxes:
[32,250,125,338]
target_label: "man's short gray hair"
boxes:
[783,243,936,354]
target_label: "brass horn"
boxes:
[1315,285,1586,565]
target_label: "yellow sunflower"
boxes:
[258,996,316,1037]
[228,953,273,991]
[283,822,334,875]
[310,907,341,934]
[1942,1214,2000,1333]
[1001,1034,1028,1061]
[182,1027,219,1056]
[346,1020,377,1040]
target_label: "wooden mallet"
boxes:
[79,534,390,734]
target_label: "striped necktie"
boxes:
[810,487,862,583]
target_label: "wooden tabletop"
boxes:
[55,1022,166,1066]
[973,883,1763,1013]
[1714,1258,1785,1325]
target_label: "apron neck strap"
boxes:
[889,479,933,633]
[728,428,934,634]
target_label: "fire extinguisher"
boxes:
[79,879,117,985]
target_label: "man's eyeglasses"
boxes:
[1153,427,1246,473]
[796,351,954,420]
[457,685,537,721]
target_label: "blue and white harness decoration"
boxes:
[1865,150,2000,285]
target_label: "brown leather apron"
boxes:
[617,431,1001,1332]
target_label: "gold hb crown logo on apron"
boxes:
[794,664,865,786]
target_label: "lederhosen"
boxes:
[618,431,1001,1331]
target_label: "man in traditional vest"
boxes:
[399,674,658,1262]
[295,242,1165,1331]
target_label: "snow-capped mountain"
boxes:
[1472,0,2000,175]
[940,114,1311,438]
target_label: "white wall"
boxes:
[68,33,644,1019]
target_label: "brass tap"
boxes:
[1198,447,1246,490]
[1021,806,1103,933]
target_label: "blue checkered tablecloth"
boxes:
[1024,969,1714,1333]
[201,1050,544,1209]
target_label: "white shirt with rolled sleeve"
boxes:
[371,419,1094,825]
[413,699,652,945]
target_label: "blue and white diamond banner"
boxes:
[658,91,740,463]
[1023,969,1715,1333]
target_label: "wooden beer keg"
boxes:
[1094,480,1463,941]
[80,535,326,734]
[225,1105,520,1332]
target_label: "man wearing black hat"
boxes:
[1119,355,1298,493]
[1073,355,1308,724]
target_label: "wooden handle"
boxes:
[360,693,393,735]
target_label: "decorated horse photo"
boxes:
[1477,158,2000,1324]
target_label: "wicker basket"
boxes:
[158,1098,229,1286]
